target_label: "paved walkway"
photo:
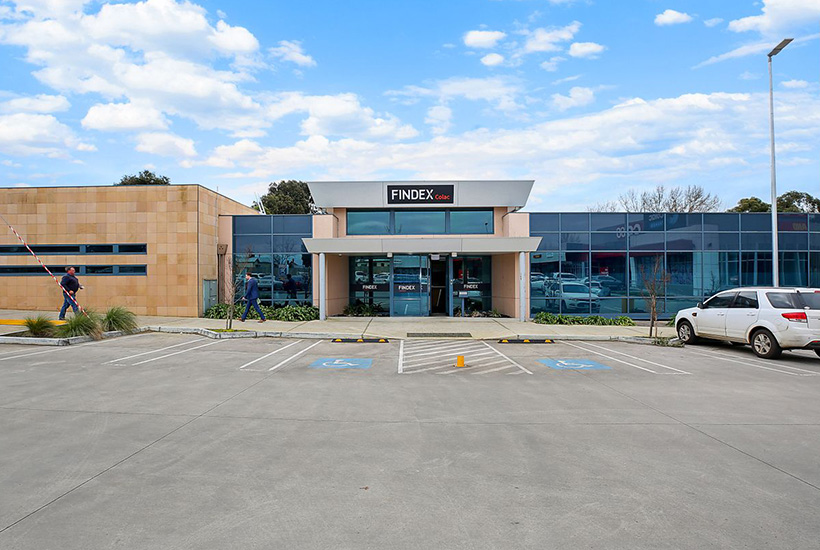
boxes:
[0,309,674,339]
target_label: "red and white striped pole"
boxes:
[0,213,86,316]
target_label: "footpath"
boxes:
[0,309,674,341]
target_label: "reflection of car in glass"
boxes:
[373,272,390,284]
[675,287,820,359]
[354,271,367,283]
[583,275,624,293]
[587,280,610,297]
[530,272,547,293]
[550,272,578,282]
[546,282,600,312]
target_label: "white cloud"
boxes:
[463,30,507,48]
[729,0,820,35]
[269,40,316,67]
[655,9,694,26]
[425,105,452,135]
[553,74,582,85]
[135,132,197,158]
[82,102,168,131]
[568,42,605,58]
[739,71,760,80]
[540,56,565,72]
[388,76,524,112]
[480,53,505,66]
[704,18,724,27]
[783,79,809,89]
[0,113,91,157]
[551,86,595,111]
[0,94,69,113]
[695,41,774,67]
[523,21,581,53]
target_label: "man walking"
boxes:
[58,266,83,320]
[240,272,266,323]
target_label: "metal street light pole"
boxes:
[768,38,792,288]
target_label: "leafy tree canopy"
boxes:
[255,180,314,214]
[727,191,820,213]
[116,170,170,186]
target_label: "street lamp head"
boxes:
[768,38,793,57]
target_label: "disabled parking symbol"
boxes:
[309,358,373,369]
[538,359,611,370]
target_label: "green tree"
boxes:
[256,180,314,214]
[116,170,170,186]
[728,192,820,213]
[728,196,769,212]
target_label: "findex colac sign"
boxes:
[387,185,454,205]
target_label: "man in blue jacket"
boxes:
[240,272,266,323]
[58,266,83,320]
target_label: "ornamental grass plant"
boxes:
[56,311,103,340]
[102,306,139,333]
[23,315,55,337]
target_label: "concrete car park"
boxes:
[1,333,820,549]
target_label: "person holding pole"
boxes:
[240,272,266,323]
[58,266,83,320]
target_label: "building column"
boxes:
[519,251,527,322]
[319,252,326,321]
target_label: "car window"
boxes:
[704,293,736,309]
[797,292,820,310]
[766,292,801,309]
[731,291,759,309]
[562,284,589,293]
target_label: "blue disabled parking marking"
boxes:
[538,359,611,370]
[309,358,373,369]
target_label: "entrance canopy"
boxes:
[302,236,542,255]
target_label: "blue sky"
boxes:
[0,0,818,210]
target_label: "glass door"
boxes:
[392,255,430,316]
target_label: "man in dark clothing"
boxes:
[240,272,266,323]
[284,273,297,299]
[58,266,83,320]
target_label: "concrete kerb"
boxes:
[0,326,151,346]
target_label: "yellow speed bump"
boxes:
[455,355,466,368]
[0,319,66,326]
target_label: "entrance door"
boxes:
[392,255,429,316]
[430,258,449,315]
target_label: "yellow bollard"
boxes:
[455,355,466,368]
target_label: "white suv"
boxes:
[675,287,820,359]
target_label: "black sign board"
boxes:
[394,283,428,294]
[453,282,490,293]
[387,185,454,205]
[352,283,389,292]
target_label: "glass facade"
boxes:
[346,209,494,235]
[530,212,820,318]
[232,215,312,306]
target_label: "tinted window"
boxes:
[450,210,493,234]
[560,232,590,250]
[234,216,271,234]
[347,211,391,235]
[535,233,560,250]
[84,265,114,274]
[741,233,772,251]
[732,291,759,309]
[779,232,807,250]
[530,213,559,232]
[274,215,312,234]
[704,233,739,250]
[31,245,81,254]
[590,233,625,250]
[85,245,114,254]
[273,235,307,252]
[590,213,625,231]
[740,214,770,231]
[798,292,820,309]
[704,293,736,308]
[666,233,701,251]
[778,213,808,232]
[117,244,147,254]
[629,232,665,250]
[703,213,739,231]
[561,213,589,232]
[235,235,272,253]
[394,211,446,235]
[118,265,147,275]
[629,213,665,231]
[665,213,700,232]
[766,292,801,309]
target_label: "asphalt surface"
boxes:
[1,333,819,549]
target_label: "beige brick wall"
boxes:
[0,185,255,317]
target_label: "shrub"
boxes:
[23,315,55,337]
[269,305,320,322]
[56,311,103,339]
[102,306,139,333]
[204,302,320,322]
[342,302,386,316]
[533,312,636,326]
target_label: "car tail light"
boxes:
[782,311,808,323]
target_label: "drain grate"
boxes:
[406,332,472,338]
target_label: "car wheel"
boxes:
[751,329,782,359]
[677,320,698,345]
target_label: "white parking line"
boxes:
[105,338,205,364]
[267,340,322,372]
[402,343,483,357]
[397,339,405,374]
[703,348,820,375]
[132,339,226,365]
[687,348,818,377]
[403,349,494,366]
[238,340,303,370]
[480,341,532,375]
[403,364,455,374]
[470,363,522,375]
[0,332,148,363]
[580,341,692,375]
[563,341,658,374]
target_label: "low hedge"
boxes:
[204,302,319,322]
[533,312,636,326]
